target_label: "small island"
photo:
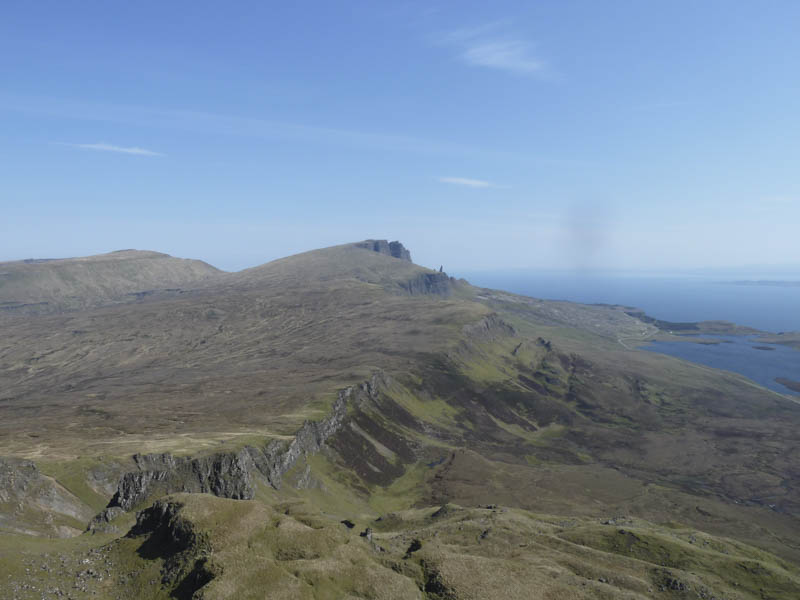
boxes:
[726,280,800,287]
[755,332,800,351]
[776,377,800,393]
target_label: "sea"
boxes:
[457,270,800,396]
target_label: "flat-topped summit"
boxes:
[1,249,170,267]
[0,249,222,316]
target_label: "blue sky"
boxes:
[1,1,799,272]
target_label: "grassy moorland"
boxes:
[0,250,221,316]
[1,241,799,599]
[6,493,799,600]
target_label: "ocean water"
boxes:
[457,271,800,396]
[642,335,800,396]
[458,272,800,333]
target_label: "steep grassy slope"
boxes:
[1,240,800,598]
[0,250,222,316]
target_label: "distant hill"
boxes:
[225,240,456,297]
[0,249,222,316]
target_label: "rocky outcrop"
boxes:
[354,240,412,262]
[244,382,351,489]
[107,452,253,512]
[446,314,518,366]
[89,451,253,531]
[86,506,125,534]
[0,457,94,537]
[462,314,517,341]
[91,375,385,526]
[128,499,215,596]
[401,271,454,296]
[388,241,412,261]
[353,238,454,295]
[0,457,40,504]
[128,498,203,549]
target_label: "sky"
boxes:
[1,1,799,272]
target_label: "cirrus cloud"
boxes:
[437,23,546,76]
[438,176,503,188]
[55,142,164,156]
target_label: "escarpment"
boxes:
[108,452,254,512]
[462,313,517,340]
[243,382,351,489]
[354,239,412,261]
[400,270,455,296]
[91,375,382,528]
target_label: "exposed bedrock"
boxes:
[354,239,412,261]
[90,374,385,528]
[108,451,253,512]
[402,271,454,296]
[462,313,517,340]
[127,498,215,595]
[0,456,94,536]
[0,457,40,504]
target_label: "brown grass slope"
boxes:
[0,242,479,459]
[0,249,222,316]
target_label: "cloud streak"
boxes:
[463,40,544,74]
[56,142,164,156]
[0,93,588,166]
[438,23,546,75]
[438,176,501,188]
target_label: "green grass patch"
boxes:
[37,457,112,512]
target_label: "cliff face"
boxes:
[92,377,371,527]
[108,452,254,512]
[401,271,454,296]
[243,383,350,489]
[353,239,457,296]
[354,240,412,262]
[462,313,517,340]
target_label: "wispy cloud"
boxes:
[438,23,546,76]
[55,142,164,156]
[0,93,588,166]
[438,176,502,188]
[463,40,543,74]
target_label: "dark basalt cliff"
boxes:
[353,238,455,296]
[127,499,215,596]
[108,452,253,512]
[354,239,412,261]
[401,271,454,296]
[91,376,377,528]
